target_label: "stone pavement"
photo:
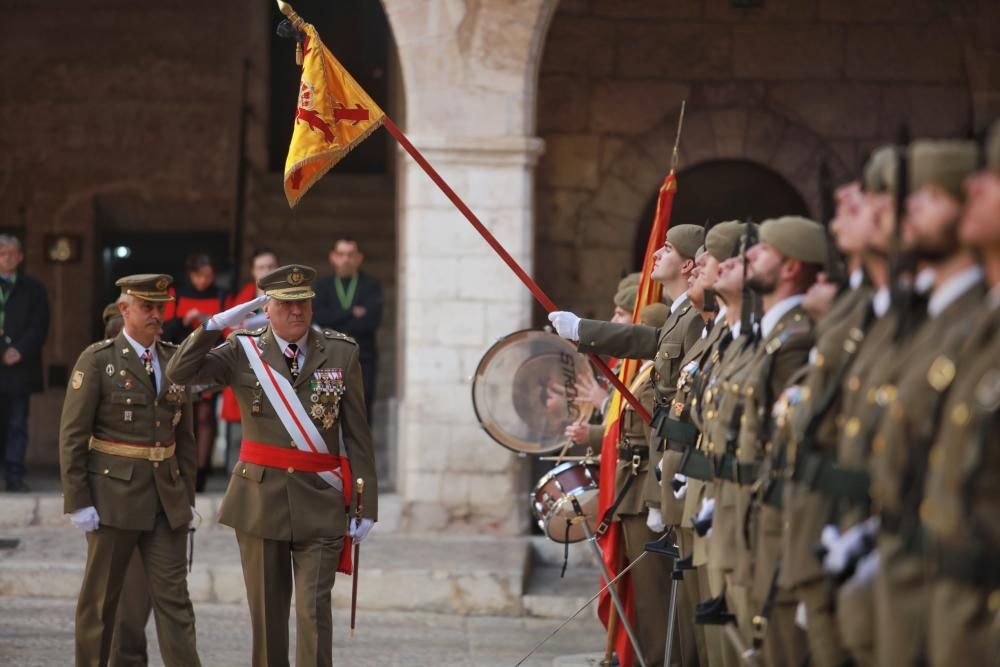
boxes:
[0,596,604,666]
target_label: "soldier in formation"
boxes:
[550,122,1000,667]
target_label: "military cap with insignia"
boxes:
[257,264,317,301]
[909,139,977,202]
[863,145,902,194]
[614,285,638,312]
[666,224,705,259]
[759,216,828,266]
[115,274,174,302]
[617,272,642,291]
[705,220,747,261]
[638,302,669,328]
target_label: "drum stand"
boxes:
[569,497,648,667]
[645,532,685,667]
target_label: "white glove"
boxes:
[849,550,880,587]
[205,295,270,331]
[696,497,716,524]
[190,506,202,530]
[70,506,100,534]
[822,516,879,576]
[672,473,688,500]
[548,311,581,341]
[795,601,808,630]
[646,508,666,533]
[350,517,375,544]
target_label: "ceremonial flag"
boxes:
[596,170,677,666]
[283,22,385,207]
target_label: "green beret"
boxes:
[705,220,744,261]
[613,285,638,312]
[102,302,121,325]
[863,145,901,194]
[759,216,828,266]
[666,224,705,259]
[987,120,1000,174]
[638,302,669,328]
[910,140,977,202]
[617,272,641,291]
[258,264,317,301]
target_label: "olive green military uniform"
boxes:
[60,275,199,667]
[919,301,1000,667]
[165,265,377,667]
[779,284,872,667]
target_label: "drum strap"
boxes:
[597,473,638,536]
[561,520,572,578]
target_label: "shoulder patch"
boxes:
[323,329,357,344]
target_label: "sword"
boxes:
[350,478,364,638]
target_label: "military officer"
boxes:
[919,120,1000,667]
[60,275,200,667]
[164,264,378,667]
[866,139,983,666]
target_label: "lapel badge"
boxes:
[105,364,115,377]
[124,410,133,422]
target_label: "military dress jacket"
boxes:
[165,325,378,542]
[577,297,702,406]
[59,333,196,531]
[614,363,660,519]
[780,288,872,589]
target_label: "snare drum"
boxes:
[530,460,601,543]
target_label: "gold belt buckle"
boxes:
[149,446,166,462]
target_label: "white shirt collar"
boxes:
[915,268,937,295]
[730,320,742,339]
[272,330,309,361]
[760,295,805,339]
[670,291,689,314]
[872,287,891,318]
[849,269,864,290]
[715,306,728,324]
[928,266,983,318]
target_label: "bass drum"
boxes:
[531,461,601,543]
[472,329,596,455]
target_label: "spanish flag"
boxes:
[596,170,676,666]
[283,23,385,207]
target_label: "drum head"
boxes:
[473,329,596,454]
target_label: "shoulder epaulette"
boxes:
[86,338,115,353]
[323,329,357,344]
[159,340,178,348]
[234,327,266,337]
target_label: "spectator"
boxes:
[163,252,226,491]
[220,248,279,473]
[313,237,384,422]
[0,234,50,492]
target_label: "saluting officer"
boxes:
[165,264,378,667]
[60,275,200,667]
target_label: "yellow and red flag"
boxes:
[283,23,385,207]
[596,170,677,666]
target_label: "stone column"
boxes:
[381,0,556,532]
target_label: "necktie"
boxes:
[141,349,156,389]
[284,343,299,379]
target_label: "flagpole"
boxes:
[382,116,652,424]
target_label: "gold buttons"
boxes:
[287,467,295,474]
[951,402,970,426]
[154,400,159,407]
[847,376,860,392]
[155,421,161,427]
[242,467,248,476]
[153,462,160,469]
[927,356,956,392]
[844,417,860,438]
[814,353,825,368]
[103,469,110,475]
[125,398,132,405]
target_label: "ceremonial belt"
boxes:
[678,448,713,481]
[714,453,739,482]
[617,446,649,462]
[657,415,699,446]
[240,439,347,477]
[89,436,175,462]
[797,452,870,502]
[930,541,1000,588]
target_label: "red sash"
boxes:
[239,439,356,574]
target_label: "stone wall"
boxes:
[535,0,1000,321]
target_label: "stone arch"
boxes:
[565,106,852,317]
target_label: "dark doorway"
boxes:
[268,0,391,174]
[632,160,811,268]
[95,232,231,341]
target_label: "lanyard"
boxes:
[335,275,358,310]
[0,276,14,335]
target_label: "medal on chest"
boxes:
[308,368,345,430]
